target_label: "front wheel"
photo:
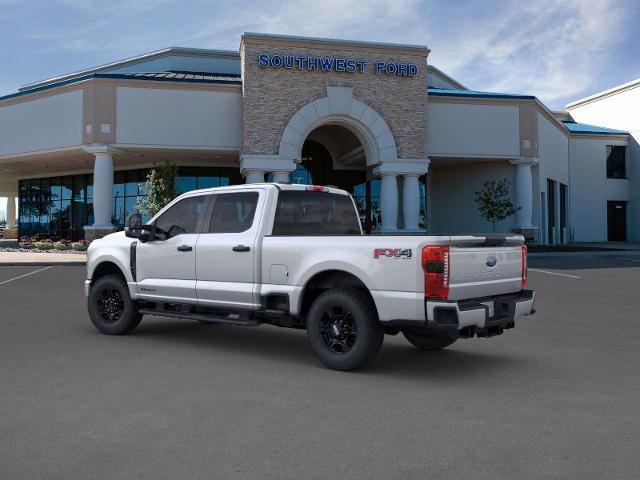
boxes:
[306,289,384,371]
[88,274,142,335]
[402,328,457,351]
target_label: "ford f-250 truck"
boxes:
[85,183,535,371]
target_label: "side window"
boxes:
[208,192,259,233]
[154,195,206,238]
[272,191,361,235]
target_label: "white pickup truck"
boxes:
[85,183,535,370]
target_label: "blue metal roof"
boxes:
[428,87,535,100]
[562,121,628,135]
[0,71,242,102]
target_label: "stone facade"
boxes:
[240,34,429,161]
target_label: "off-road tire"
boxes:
[88,274,142,335]
[306,289,384,371]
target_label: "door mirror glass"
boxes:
[124,213,143,238]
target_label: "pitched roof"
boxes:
[428,87,535,100]
[562,121,628,135]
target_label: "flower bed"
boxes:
[16,237,90,253]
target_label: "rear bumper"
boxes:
[383,290,535,338]
[425,290,535,337]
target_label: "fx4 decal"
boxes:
[373,248,413,259]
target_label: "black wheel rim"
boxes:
[96,288,124,323]
[319,305,357,354]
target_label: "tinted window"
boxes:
[155,196,206,237]
[272,191,361,235]
[606,145,626,179]
[208,192,259,233]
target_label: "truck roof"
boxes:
[178,183,351,197]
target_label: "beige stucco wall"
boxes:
[240,35,429,160]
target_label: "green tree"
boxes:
[474,179,520,232]
[136,161,178,217]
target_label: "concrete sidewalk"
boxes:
[0,251,86,266]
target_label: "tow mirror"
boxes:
[124,213,143,238]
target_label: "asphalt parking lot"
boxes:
[1,257,639,479]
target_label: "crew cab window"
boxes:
[272,191,361,235]
[208,192,259,233]
[154,195,206,237]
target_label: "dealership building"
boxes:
[0,33,637,242]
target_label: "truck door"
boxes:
[195,189,263,309]
[135,194,208,304]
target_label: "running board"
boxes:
[139,308,261,326]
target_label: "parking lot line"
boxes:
[0,266,52,286]
[528,268,581,279]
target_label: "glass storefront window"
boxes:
[18,167,244,240]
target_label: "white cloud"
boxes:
[426,0,628,107]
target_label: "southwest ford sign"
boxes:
[257,54,418,77]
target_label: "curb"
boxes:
[529,251,640,259]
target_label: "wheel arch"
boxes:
[90,260,128,284]
[298,269,378,321]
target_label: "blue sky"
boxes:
[0,0,639,109]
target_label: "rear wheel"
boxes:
[88,274,142,335]
[306,289,384,371]
[402,328,457,351]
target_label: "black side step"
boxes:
[139,308,261,326]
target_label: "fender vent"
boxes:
[130,242,137,281]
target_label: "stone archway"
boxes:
[278,86,398,166]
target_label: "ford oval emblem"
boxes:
[486,256,497,268]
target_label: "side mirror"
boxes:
[124,213,143,238]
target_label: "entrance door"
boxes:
[547,179,556,244]
[195,190,262,309]
[607,201,627,241]
[136,194,208,304]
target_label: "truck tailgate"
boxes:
[448,246,523,300]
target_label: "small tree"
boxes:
[136,161,178,217]
[474,179,519,232]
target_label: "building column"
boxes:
[271,171,290,184]
[6,195,17,229]
[510,157,538,240]
[402,174,420,231]
[84,145,117,240]
[240,154,295,185]
[245,170,265,184]
[380,174,399,232]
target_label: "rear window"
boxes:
[272,191,361,236]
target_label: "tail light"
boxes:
[521,244,528,289]
[305,186,328,192]
[422,246,450,299]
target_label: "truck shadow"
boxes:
[133,317,525,378]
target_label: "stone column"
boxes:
[509,158,538,240]
[271,171,290,184]
[380,174,398,232]
[402,174,421,232]
[245,170,265,184]
[84,146,117,240]
[6,195,17,229]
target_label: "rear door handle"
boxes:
[177,245,193,252]
[232,245,250,252]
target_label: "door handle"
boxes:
[177,245,193,252]
[232,245,250,252]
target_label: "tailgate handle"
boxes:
[233,245,250,252]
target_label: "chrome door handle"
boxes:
[232,245,250,252]
[177,245,193,252]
